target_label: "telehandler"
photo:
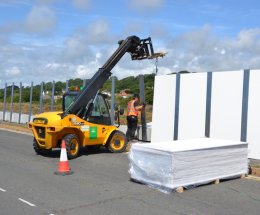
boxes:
[28,36,165,159]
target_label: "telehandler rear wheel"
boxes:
[63,134,80,159]
[33,138,52,155]
[106,131,127,153]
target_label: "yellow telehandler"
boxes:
[28,36,165,159]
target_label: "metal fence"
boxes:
[0,79,88,124]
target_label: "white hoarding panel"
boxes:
[210,70,243,141]
[151,75,176,142]
[247,70,260,159]
[178,73,207,140]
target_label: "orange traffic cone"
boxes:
[54,140,74,175]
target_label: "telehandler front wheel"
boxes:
[106,131,127,153]
[63,134,80,159]
[33,138,52,155]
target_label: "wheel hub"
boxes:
[71,142,76,150]
[114,139,121,146]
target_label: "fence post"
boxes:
[241,69,250,142]
[139,75,147,141]
[83,79,86,87]
[18,82,22,124]
[51,80,55,112]
[3,83,7,121]
[10,82,14,122]
[66,80,68,92]
[110,77,115,125]
[173,73,181,141]
[205,72,212,138]
[28,82,33,123]
[39,81,43,114]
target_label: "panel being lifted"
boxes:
[128,138,248,194]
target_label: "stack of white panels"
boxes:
[128,138,248,193]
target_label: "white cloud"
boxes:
[59,34,92,63]
[0,45,23,57]
[6,67,20,75]
[72,0,93,11]
[2,20,260,90]
[127,0,166,11]
[35,0,59,6]
[164,25,260,73]
[57,18,113,63]
[84,18,113,45]
[0,0,32,6]
[119,21,144,38]
[23,5,57,33]
[0,36,10,45]
[149,23,169,39]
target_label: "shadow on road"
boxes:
[38,146,111,159]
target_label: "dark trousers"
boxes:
[126,115,138,141]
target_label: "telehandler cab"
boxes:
[28,35,166,159]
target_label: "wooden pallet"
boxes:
[176,174,246,193]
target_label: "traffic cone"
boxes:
[54,140,74,175]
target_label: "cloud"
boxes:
[2,19,260,90]
[0,0,32,7]
[119,21,144,39]
[127,0,166,12]
[23,5,57,33]
[6,67,20,75]
[35,0,59,6]
[163,24,260,73]
[57,18,113,63]
[0,36,10,45]
[72,0,93,11]
[0,45,23,57]
[149,23,170,39]
[58,34,93,63]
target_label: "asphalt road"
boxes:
[0,128,260,215]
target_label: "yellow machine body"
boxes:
[28,112,118,150]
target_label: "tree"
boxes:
[13,94,20,103]
[32,91,40,102]
[22,91,30,102]
[145,89,154,105]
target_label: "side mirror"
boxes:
[114,112,119,121]
[114,104,118,111]
[119,109,124,115]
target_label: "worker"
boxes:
[126,94,145,142]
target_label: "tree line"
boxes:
[0,71,191,105]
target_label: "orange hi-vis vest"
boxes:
[127,100,138,117]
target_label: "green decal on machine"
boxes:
[89,127,98,139]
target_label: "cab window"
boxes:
[86,95,111,125]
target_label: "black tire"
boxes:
[63,134,80,159]
[87,145,102,150]
[33,138,52,155]
[105,130,127,153]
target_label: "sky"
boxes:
[0,0,260,89]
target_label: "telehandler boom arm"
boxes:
[61,35,165,119]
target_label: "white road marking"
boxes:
[18,198,35,207]
[0,188,6,192]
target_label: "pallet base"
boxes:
[213,179,220,184]
[177,187,183,193]
[176,174,246,194]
